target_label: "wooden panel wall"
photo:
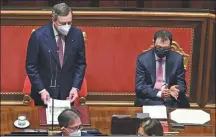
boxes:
[1,0,216,10]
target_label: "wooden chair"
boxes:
[143,40,189,70]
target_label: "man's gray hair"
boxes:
[52,3,72,21]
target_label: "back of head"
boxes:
[58,108,81,128]
[138,117,164,136]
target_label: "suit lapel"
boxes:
[146,50,156,84]
[165,51,173,84]
[63,28,75,67]
[44,23,61,68]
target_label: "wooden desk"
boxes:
[0,106,215,136]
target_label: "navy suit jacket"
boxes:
[135,49,189,108]
[26,23,86,105]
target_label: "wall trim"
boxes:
[1,10,215,19]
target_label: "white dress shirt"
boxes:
[155,54,166,98]
[52,24,65,54]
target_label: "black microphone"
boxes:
[48,49,59,131]
[48,50,54,88]
[49,49,57,88]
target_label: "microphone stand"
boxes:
[52,97,54,131]
[48,49,58,131]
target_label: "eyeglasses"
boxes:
[66,125,81,132]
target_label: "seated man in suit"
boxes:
[135,29,188,108]
[56,108,92,136]
[137,117,163,136]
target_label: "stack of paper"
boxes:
[46,98,71,124]
[142,105,167,119]
[170,109,210,125]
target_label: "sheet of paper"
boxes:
[142,105,167,119]
[46,98,71,124]
[170,109,210,125]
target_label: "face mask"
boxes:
[57,24,71,36]
[154,46,170,58]
[69,129,81,136]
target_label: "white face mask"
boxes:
[57,24,71,36]
[69,129,81,136]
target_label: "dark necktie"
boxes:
[154,58,164,90]
[57,35,64,67]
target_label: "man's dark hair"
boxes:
[58,108,81,128]
[138,117,164,136]
[154,29,172,44]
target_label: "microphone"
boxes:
[48,48,59,131]
[49,49,57,88]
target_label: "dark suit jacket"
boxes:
[26,23,86,105]
[135,49,189,108]
[55,132,92,136]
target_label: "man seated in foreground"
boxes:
[56,108,92,136]
[137,117,163,136]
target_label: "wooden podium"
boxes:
[1,106,215,136]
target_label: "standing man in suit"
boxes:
[135,30,189,108]
[26,3,86,105]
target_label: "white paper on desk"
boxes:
[142,105,167,119]
[170,109,210,125]
[46,98,71,124]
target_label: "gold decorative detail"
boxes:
[23,95,31,105]
[82,31,87,46]
[79,97,86,105]
[0,92,23,95]
[88,92,135,96]
[85,101,134,106]
[164,132,179,136]
[0,92,29,106]
[48,131,61,136]
[171,41,189,70]
[0,101,25,105]
[205,104,216,108]
[189,103,200,107]
[1,10,215,19]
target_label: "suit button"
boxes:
[57,85,60,87]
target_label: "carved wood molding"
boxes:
[88,92,135,96]
[0,92,31,106]
[0,10,215,19]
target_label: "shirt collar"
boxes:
[154,53,166,61]
[52,23,59,36]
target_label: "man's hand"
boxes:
[170,85,179,100]
[40,90,50,105]
[161,84,170,98]
[67,88,78,103]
